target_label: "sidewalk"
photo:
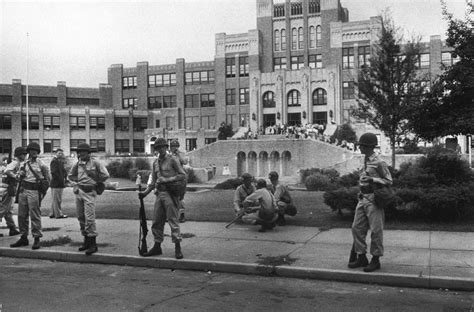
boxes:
[1,217,473,291]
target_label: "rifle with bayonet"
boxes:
[136,175,148,256]
[225,206,259,229]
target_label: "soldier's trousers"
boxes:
[75,189,97,237]
[151,191,181,243]
[0,193,16,229]
[352,194,384,257]
[18,189,42,238]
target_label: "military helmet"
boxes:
[241,173,253,181]
[76,143,91,152]
[358,133,378,147]
[268,171,279,180]
[153,138,168,149]
[170,139,180,147]
[26,142,41,153]
[14,146,27,157]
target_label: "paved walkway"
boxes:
[1,217,473,291]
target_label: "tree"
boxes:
[411,1,474,140]
[353,13,426,168]
[217,122,234,140]
[330,123,357,144]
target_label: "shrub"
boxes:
[106,161,122,178]
[323,187,359,214]
[106,159,134,179]
[330,123,357,144]
[215,178,243,190]
[135,158,151,170]
[305,173,335,191]
[337,171,360,187]
[300,168,340,184]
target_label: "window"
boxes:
[201,115,216,129]
[133,140,145,153]
[22,115,39,130]
[441,52,459,66]
[185,94,200,108]
[185,70,215,84]
[22,96,57,104]
[309,26,316,48]
[298,27,304,49]
[343,81,355,99]
[163,96,176,108]
[309,0,320,14]
[287,90,301,106]
[67,98,99,105]
[68,116,85,130]
[148,96,162,109]
[205,138,217,145]
[90,116,105,130]
[226,58,236,78]
[240,113,249,127]
[342,47,354,69]
[43,115,60,130]
[90,139,106,152]
[274,4,285,17]
[148,73,176,87]
[419,53,430,68]
[133,117,147,132]
[115,140,129,154]
[123,98,137,110]
[186,138,197,151]
[0,95,12,104]
[0,115,12,129]
[165,116,175,129]
[291,2,302,15]
[281,29,286,51]
[274,57,287,70]
[201,93,215,107]
[0,139,12,155]
[43,139,60,153]
[309,54,322,68]
[313,112,327,125]
[114,117,129,131]
[226,114,236,126]
[358,46,370,67]
[70,139,86,154]
[292,28,297,50]
[313,88,327,105]
[122,76,137,89]
[263,91,275,108]
[22,139,39,149]
[291,56,304,70]
[226,89,236,105]
[239,88,249,105]
[287,113,301,126]
[263,114,276,127]
[316,26,322,47]
[239,56,249,77]
[155,120,160,128]
[275,30,280,51]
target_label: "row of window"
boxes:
[0,96,99,105]
[273,1,320,18]
[184,115,216,130]
[185,93,215,108]
[262,111,328,127]
[225,88,249,105]
[274,54,323,71]
[274,26,322,52]
[225,56,249,78]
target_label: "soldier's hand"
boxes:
[360,176,373,183]
[138,192,147,199]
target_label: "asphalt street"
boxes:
[1,258,472,312]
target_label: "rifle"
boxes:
[14,164,26,204]
[137,175,148,256]
[225,207,259,229]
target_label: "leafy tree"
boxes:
[330,123,357,144]
[217,122,234,140]
[353,13,426,167]
[411,1,474,140]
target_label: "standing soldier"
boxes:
[0,147,25,237]
[169,139,187,223]
[139,138,187,259]
[49,148,68,219]
[67,143,109,255]
[348,133,392,272]
[10,142,50,250]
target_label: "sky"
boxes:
[0,0,469,88]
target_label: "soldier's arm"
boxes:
[373,162,392,186]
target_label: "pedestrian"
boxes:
[242,179,278,232]
[67,143,110,255]
[10,142,50,250]
[49,148,68,219]
[139,138,187,259]
[169,139,187,223]
[348,133,392,272]
[0,148,24,237]
[268,171,297,226]
[233,173,255,216]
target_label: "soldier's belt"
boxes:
[22,181,40,191]
[78,184,96,193]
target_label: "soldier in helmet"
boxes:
[139,138,187,259]
[0,147,25,237]
[169,139,188,223]
[348,133,392,272]
[10,142,50,250]
[268,171,297,226]
[67,143,110,255]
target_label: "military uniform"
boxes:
[0,159,21,236]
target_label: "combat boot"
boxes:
[179,212,186,223]
[32,237,41,250]
[363,256,381,272]
[9,227,20,236]
[348,253,369,269]
[276,214,286,226]
[175,242,183,259]
[85,237,98,255]
[10,236,29,248]
[143,242,162,257]
[78,237,89,252]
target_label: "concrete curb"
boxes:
[1,247,473,291]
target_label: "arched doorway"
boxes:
[248,151,257,176]
[269,151,280,173]
[282,151,292,176]
[236,151,247,177]
[258,151,268,177]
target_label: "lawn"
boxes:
[32,179,474,232]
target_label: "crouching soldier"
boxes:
[242,179,278,232]
[233,173,255,217]
[68,143,109,255]
[268,171,297,226]
[139,138,187,259]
